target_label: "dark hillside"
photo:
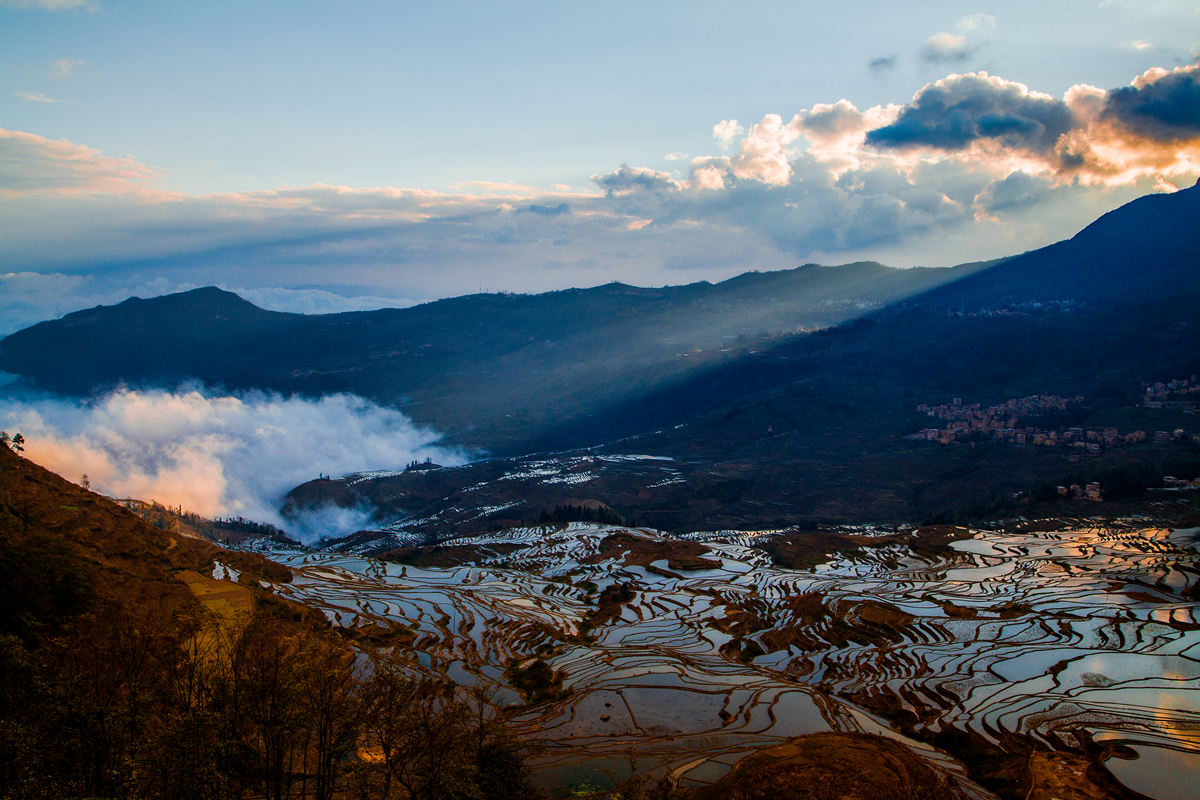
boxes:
[0,286,305,396]
[917,179,1200,309]
[301,291,1200,541]
[0,262,965,450]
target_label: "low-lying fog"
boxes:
[0,382,467,542]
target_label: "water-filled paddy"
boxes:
[253,519,1200,796]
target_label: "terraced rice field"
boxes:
[177,562,254,623]
[253,520,1200,797]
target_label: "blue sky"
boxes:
[2,0,1199,333]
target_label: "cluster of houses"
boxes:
[908,393,1199,452]
[1056,482,1105,501]
[1043,475,1200,502]
[910,394,1080,445]
[1162,476,1200,490]
[1143,376,1200,409]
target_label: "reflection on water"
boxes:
[250,518,1200,794]
[1103,744,1200,800]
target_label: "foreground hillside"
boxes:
[0,447,545,800]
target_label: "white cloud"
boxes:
[0,271,94,334]
[664,151,688,161]
[51,57,86,78]
[14,92,64,104]
[232,286,415,315]
[0,128,171,197]
[921,32,974,64]
[956,13,997,30]
[712,119,743,150]
[731,114,800,185]
[690,158,730,190]
[0,388,466,542]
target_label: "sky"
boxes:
[3,0,1200,335]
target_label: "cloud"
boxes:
[1102,63,1200,142]
[689,157,730,190]
[956,13,997,30]
[688,114,803,188]
[921,32,974,64]
[860,67,1200,187]
[51,57,86,78]
[591,163,682,195]
[0,128,171,198]
[231,286,414,315]
[713,119,743,150]
[14,92,65,104]
[869,55,898,74]
[665,151,688,161]
[973,169,1053,216]
[0,271,94,334]
[522,202,570,216]
[0,62,1196,332]
[865,72,1075,158]
[790,99,900,172]
[731,114,801,185]
[0,388,465,542]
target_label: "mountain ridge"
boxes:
[1,184,1197,461]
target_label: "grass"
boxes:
[175,569,253,627]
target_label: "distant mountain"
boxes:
[1,182,1197,464]
[0,260,970,450]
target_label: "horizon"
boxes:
[3,1,1200,334]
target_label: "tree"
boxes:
[10,434,23,454]
[297,638,359,800]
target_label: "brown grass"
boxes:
[690,732,964,800]
[582,531,721,570]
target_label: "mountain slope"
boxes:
[0,261,967,450]
[1,183,1196,459]
[0,443,291,630]
[917,179,1200,309]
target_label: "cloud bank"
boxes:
[0,388,465,542]
[1,63,1198,333]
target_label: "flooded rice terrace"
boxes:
[253,518,1200,798]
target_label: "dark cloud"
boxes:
[523,202,570,216]
[591,163,681,195]
[1102,68,1200,142]
[869,55,897,74]
[973,171,1053,215]
[865,73,1076,157]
